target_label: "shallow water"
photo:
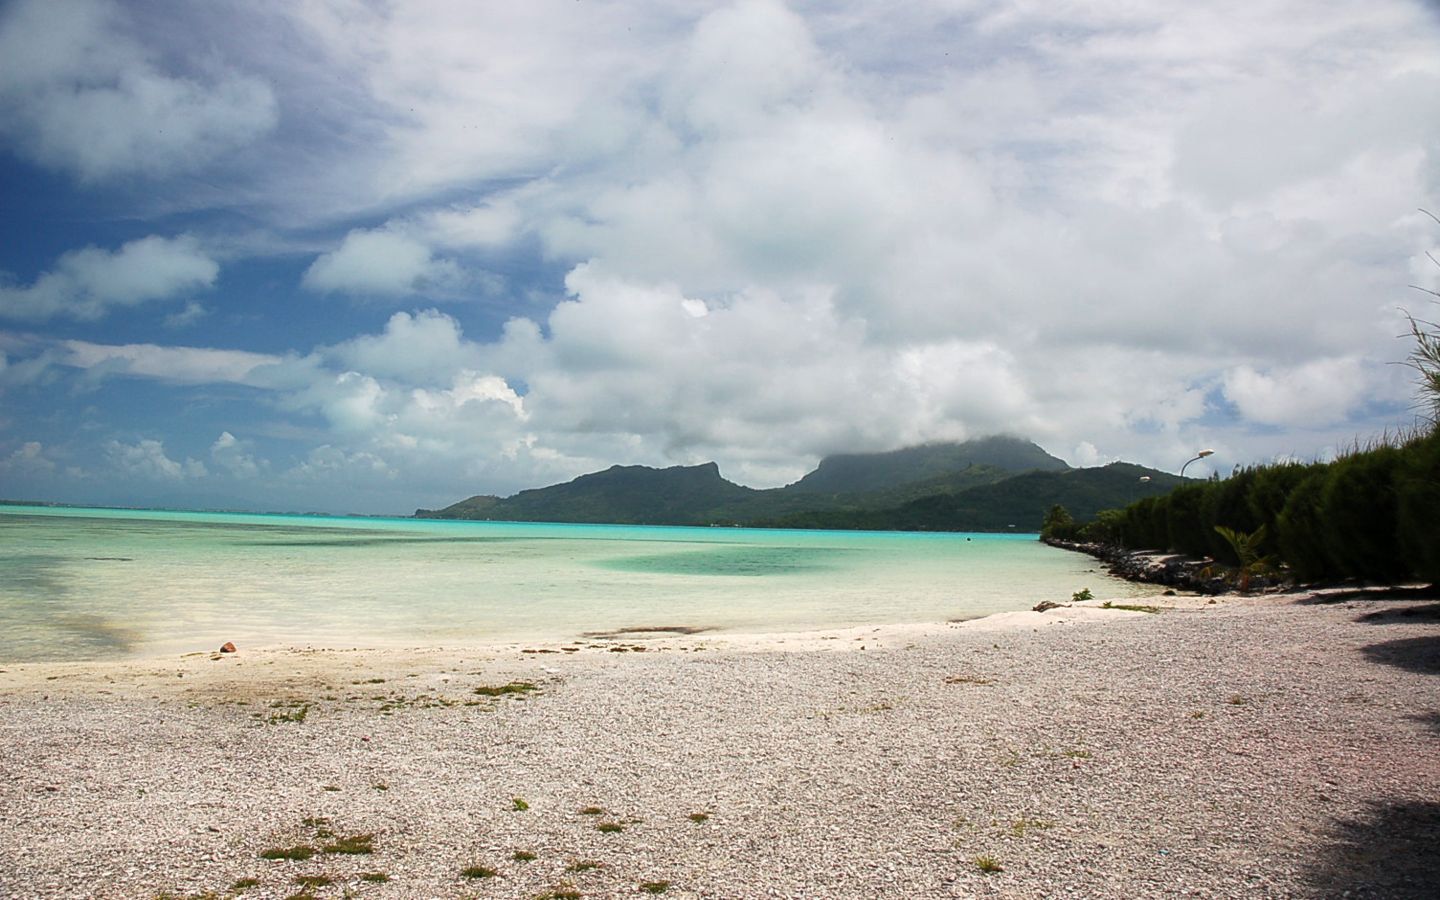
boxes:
[0,506,1151,662]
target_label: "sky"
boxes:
[1,0,1439,515]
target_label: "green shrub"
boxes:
[1165,484,1214,557]
[1322,447,1408,583]
[1244,462,1314,558]
[1201,468,1260,564]
[1277,467,1337,582]
[1396,431,1440,583]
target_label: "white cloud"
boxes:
[0,235,218,322]
[210,431,263,478]
[0,440,55,475]
[105,439,206,480]
[302,228,463,297]
[0,0,277,181]
[59,339,279,385]
[1222,358,1373,428]
[324,309,484,384]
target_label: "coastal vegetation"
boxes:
[1046,298,1440,588]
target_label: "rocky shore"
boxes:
[2,591,1437,898]
[1044,539,1239,594]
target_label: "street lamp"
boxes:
[1180,449,1215,478]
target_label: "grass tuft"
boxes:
[513,849,538,862]
[359,872,390,883]
[512,796,530,811]
[687,812,709,823]
[578,805,604,816]
[640,881,671,894]
[321,833,374,855]
[230,878,261,890]
[473,681,538,697]
[461,865,500,879]
[1101,601,1160,613]
[975,855,1003,873]
[260,846,316,861]
[596,822,624,833]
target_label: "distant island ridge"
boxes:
[416,436,1188,531]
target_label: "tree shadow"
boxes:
[1355,603,1440,624]
[1293,585,1440,606]
[1406,711,1440,737]
[1361,636,1440,674]
[1302,801,1440,899]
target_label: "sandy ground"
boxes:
[0,590,1436,899]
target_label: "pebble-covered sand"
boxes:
[1,591,1436,899]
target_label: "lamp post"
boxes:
[1180,449,1215,478]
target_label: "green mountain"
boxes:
[786,436,1067,494]
[758,463,1186,531]
[416,438,1177,532]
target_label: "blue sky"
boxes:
[2,0,1439,514]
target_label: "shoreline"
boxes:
[2,590,1436,898]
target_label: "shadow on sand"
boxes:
[1292,585,1440,606]
[1302,801,1440,899]
[1360,635,1440,675]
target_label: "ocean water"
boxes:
[0,506,1152,662]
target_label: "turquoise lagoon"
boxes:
[0,505,1152,662]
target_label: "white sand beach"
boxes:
[1,590,1436,899]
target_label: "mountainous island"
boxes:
[415,436,1188,532]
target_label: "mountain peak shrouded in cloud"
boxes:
[1,0,1439,514]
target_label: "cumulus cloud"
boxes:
[0,440,55,475]
[0,0,277,181]
[1222,358,1372,428]
[105,439,206,480]
[210,431,263,478]
[302,228,464,297]
[0,235,218,322]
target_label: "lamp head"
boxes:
[1197,449,1214,458]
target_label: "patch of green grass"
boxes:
[533,888,582,900]
[1062,749,1091,759]
[596,822,624,833]
[1228,695,1248,705]
[578,806,604,816]
[565,860,602,873]
[359,872,390,883]
[260,845,316,861]
[322,785,341,792]
[512,850,537,862]
[230,878,261,891]
[266,702,310,724]
[473,681,538,697]
[1072,588,1094,602]
[974,855,1003,873]
[321,833,374,855]
[1009,818,1054,837]
[352,677,386,684]
[687,812,709,823]
[512,796,530,811]
[461,865,500,879]
[293,875,332,888]
[640,881,670,894]
[944,674,995,685]
[1101,601,1160,613]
